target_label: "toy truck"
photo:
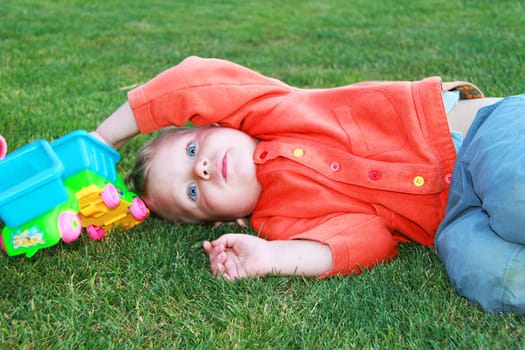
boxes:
[0,130,149,257]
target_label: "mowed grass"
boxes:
[1,0,524,348]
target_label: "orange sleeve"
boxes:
[127,56,292,133]
[289,214,399,278]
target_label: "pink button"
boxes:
[445,173,452,184]
[330,162,340,172]
[368,170,381,181]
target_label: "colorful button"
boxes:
[413,176,425,187]
[293,148,304,157]
[330,162,340,172]
[368,170,381,181]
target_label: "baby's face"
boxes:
[145,127,261,223]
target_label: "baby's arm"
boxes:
[203,234,332,281]
[93,56,292,149]
[93,102,140,149]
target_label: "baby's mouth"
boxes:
[221,153,228,181]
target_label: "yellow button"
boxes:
[293,148,304,157]
[413,176,425,187]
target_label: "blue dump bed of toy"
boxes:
[51,130,120,183]
[0,130,121,229]
[0,140,68,227]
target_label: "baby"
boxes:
[93,56,523,313]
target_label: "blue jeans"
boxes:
[436,95,525,314]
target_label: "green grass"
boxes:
[1,0,525,348]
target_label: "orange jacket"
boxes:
[129,56,478,277]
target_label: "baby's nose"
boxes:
[194,158,211,180]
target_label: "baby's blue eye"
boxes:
[187,183,198,201]
[186,142,197,158]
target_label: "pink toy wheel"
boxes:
[0,234,6,253]
[58,211,82,243]
[130,197,149,221]
[0,135,6,160]
[86,225,105,240]
[101,184,120,209]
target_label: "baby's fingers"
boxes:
[211,261,226,279]
[203,240,213,254]
[203,240,225,258]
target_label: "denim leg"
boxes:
[437,208,525,313]
[436,95,525,314]
[467,95,525,243]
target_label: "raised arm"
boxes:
[93,56,292,149]
[94,101,140,149]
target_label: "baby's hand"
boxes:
[203,234,270,281]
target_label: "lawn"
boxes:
[1,0,524,348]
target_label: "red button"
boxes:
[368,170,381,181]
[330,162,340,172]
[259,151,268,160]
[445,173,452,184]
